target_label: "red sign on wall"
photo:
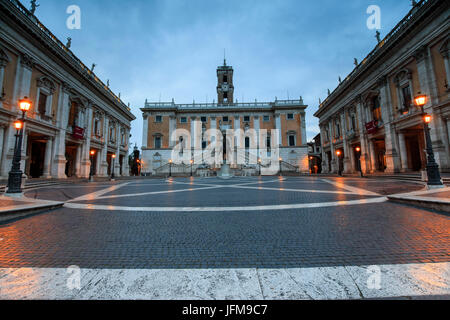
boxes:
[73,126,85,139]
[365,120,378,135]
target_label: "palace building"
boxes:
[0,0,135,180]
[314,0,450,175]
[140,60,309,175]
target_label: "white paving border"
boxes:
[0,263,448,300]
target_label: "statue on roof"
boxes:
[66,37,72,49]
[376,31,381,43]
[30,0,39,15]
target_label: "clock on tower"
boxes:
[217,59,234,105]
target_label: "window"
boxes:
[180,117,187,124]
[372,96,382,121]
[351,114,356,131]
[223,116,229,122]
[401,85,412,112]
[244,116,250,122]
[223,92,228,101]
[155,115,162,123]
[223,75,228,83]
[38,92,48,116]
[201,116,207,123]
[289,135,296,146]
[202,141,207,149]
[154,136,162,149]
[263,116,270,122]
[245,137,250,149]
[68,102,78,127]
[266,136,271,149]
[335,121,341,138]
[287,113,294,120]
[109,126,115,142]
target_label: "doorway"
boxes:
[29,141,46,178]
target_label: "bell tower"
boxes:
[217,58,234,105]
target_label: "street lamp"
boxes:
[355,146,363,177]
[6,97,31,194]
[258,158,262,176]
[89,150,96,182]
[111,154,116,181]
[279,157,283,176]
[414,93,443,187]
[336,150,343,176]
[190,159,194,177]
[169,159,173,177]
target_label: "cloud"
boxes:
[30,0,412,147]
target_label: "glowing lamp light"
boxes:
[355,147,361,152]
[112,154,116,159]
[336,150,342,156]
[190,160,194,164]
[18,97,32,112]
[424,114,432,124]
[414,94,427,107]
[169,159,173,164]
[258,159,262,163]
[90,150,95,156]
[279,157,283,162]
[14,121,23,130]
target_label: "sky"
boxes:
[23,0,413,149]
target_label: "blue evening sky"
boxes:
[23,0,412,148]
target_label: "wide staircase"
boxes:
[366,172,450,185]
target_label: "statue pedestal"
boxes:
[218,162,233,180]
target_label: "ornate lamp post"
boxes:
[190,159,194,177]
[89,150,96,182]
[258,158,262,176]
[6,97,31,194]
[414,93,443,187]
[355,146,363,177]
[169,159,173,177]
[111,154,116,181]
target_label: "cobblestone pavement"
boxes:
[0,176,447,270]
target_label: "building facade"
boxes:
[0,0,135,180]
[314,0,450,175]
[308,134,322,174]
[141,60,309,175]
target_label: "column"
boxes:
[115,124,121,176]
[275,114,282,146]
[328,121,336,173]
[210,117,219,168]
[369,140,376,173]
[233,115,240,166]
[0,126,4,178]
[0,51,9,108]
[319,125,328,173]
[42,138,53,178]
[123,128,130,176]
[0,125,15,178]
[80,106,93,178]
[254,116,260,163]
[169,115,176,148]
[379,77,400,173]
[142,113,149,148]
[356,100,369,174]
[300,111,307,145]
[340,112,352,173]
[398,132,408,172]
[12,54,33,111]
[52,84,71,178]
[100,116,109,177]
